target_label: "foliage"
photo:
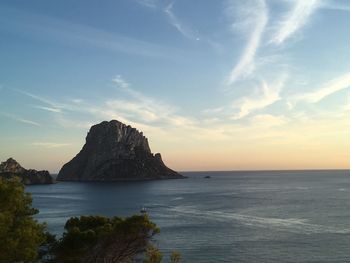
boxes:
[0,177,46,263]
[142,248,181,263]
[51,215,160,263]
[170,251,181,263]
[143,246,163,263]
[0,177,181,263]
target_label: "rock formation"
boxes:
[0,158,54,184]
[57,120,184,181]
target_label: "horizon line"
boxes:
[179,168,350,173]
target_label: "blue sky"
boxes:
[1,0,350,172]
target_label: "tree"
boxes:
[0,177,181,263]
[52,215,160,263]
[143,246,163,263]
[170,252,181,263]
[51,215,181,263]
[0,177,46,263]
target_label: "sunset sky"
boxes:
[1,0,350,172]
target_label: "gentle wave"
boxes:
[170,206,350,234]
[33,194,86,201]
[172,197,184,201]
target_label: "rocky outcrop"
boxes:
[0,158,54,185]
[57,120,184,181]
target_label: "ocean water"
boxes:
[27,171,350,263]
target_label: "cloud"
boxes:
[31,142,70,148]
[291,72,350,105]
[0,7,183,60]
[232,74,287,119]
[0,112,40,126]
[250,114,288,128]
[321,0,350,11]
[18,75,195,131]
[70,99,84,104]
[270,0,320,45]
[112,75,130,90]
[16,118,40,126]
[53,115,95,129]
[111,75,195,127]
[105,100,160,122]
[112,75,159,109]
[33,105,62,113]
[164,2,200,41]
[7,72,292,150]
[204,73,287,121]
[226,0,268,85]
[134,0,158,9]
[15,89,68,110]
[16,89,84,113]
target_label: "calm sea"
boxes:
[27,171,350,263]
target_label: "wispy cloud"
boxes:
[111,75,195,127]
[15,89,67,109]
[164,2,200,41]
[321,0,350,11]
[232,74,287,119]
[290,72,350,105]
[112,75,160,111]
[204,74,287,120]
[105,100,160,122]
[0,112,40,126]
[52,115,95,129]
[32,105,62,113]
[134,0,158,9]
[70,99,84,104]
[0,7,183,60]
[31,142,70,148]
[17,118,40,126]
[226,0,268,85]
[270,0,320,45]
[15,89,85,114]
[113,75,130,89]
[250,114,288,128]
[15,75,196,131]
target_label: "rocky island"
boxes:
[0,158,54,185]
[57,120,184,181]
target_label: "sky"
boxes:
[1,0,350,172]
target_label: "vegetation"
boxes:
[170,252,181,263]
[51,215,160,263]
[0,177,46,263]
[0,177,180,263]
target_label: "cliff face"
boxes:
[0,158,54,185]
[0,157,26,174]
[57,120,183,181]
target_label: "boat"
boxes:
[140,206,147,214]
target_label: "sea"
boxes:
[27,171,350,263]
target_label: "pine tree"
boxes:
[0,177,46,263]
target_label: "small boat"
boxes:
[204,175,211,179]
[140,206,147,214]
